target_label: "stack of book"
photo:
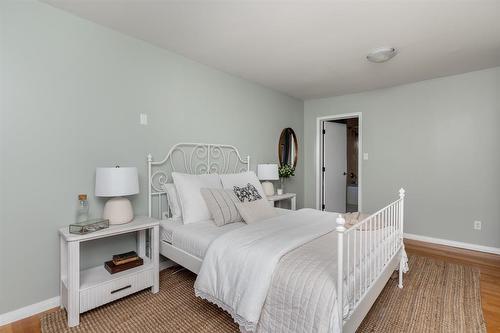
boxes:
[104,251,143,274]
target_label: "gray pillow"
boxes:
[235,199,278,224]
[200,188,242,226]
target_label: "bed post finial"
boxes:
[336,214,346,232]
[399,188,405,199]
[147,154,153,162]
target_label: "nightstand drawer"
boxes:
[80,268,153,313]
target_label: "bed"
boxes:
[147,143,407,333]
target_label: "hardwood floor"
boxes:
[0,308,57,333]
[1,239,499,333]
[404,239,500,333]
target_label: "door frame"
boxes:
[316,112,363,212]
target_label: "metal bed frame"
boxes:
[147,142,406,333]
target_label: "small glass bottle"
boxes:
[76,194,89,223]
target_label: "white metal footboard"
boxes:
[336,188,405,333]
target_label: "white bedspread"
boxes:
[194,208,337,331]
[257,227,402,333]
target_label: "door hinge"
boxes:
[322,204,326,210]
[322,129,326,134]
[322,166,326,172]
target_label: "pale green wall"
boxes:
[304,67,500,248]
[0,1,303,313]
[2,0,499,318]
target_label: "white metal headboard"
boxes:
[147,143,250,219]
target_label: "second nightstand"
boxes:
[267,193,296,210]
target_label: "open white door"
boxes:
[323,121,347,213]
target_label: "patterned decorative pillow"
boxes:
[233,183,263,202]
[200,188,242,226]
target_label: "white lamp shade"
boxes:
[257,164,279,181]
[95,167,139,197]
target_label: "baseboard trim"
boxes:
[0,296,60,326]
[404,233,500,255]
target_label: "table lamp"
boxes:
[257,164,279,196]
[95,166,139,224]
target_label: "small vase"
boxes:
[279,178,285,194]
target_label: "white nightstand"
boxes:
[59,216,160,327]
[267,193,297,210]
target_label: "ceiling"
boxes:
[42,0,500,100]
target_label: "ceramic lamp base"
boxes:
[103,197,134,225]
[261,181,275,196]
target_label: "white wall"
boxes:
[304,67,500,249]
[0,1,303,314]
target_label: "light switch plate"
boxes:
[140,113,148,125]
[363,153,369,160]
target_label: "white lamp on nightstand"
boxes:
[257,164,279,196]
[95,166,139,225]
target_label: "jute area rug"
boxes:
[42,255,486,332]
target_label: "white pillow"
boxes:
[172,172,222,224]
[235,199,278,224]
[162,183,182,219]
[219,171,268,202]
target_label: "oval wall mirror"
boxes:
[278,128,298,168]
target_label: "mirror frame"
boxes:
[278,127,298,168]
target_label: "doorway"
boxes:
[317,113,362,213]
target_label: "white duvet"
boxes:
[194,208,337,331]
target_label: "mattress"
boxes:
[159,217,183,244]
[160,218,243,259]
[160,208,292,259]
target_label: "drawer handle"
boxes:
[111,285,131,294]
